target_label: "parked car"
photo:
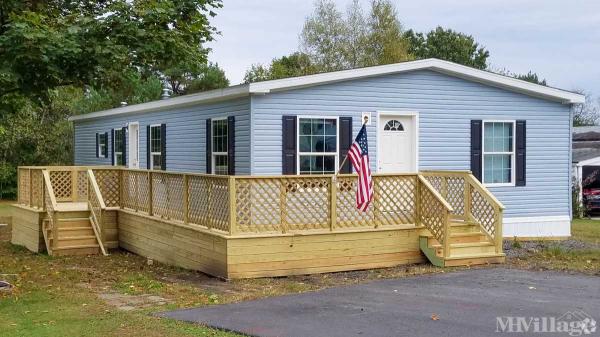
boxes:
[583,188,600,215]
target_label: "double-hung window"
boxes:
[482,121,515,186]
[97,133,107,158]
[113,128,125,166]
[298,117,338,174]
[212,118,228,175]
[149,125,162,170]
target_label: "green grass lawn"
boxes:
[571,218,600,244]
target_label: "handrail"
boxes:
[417,175,454,212]
[87,170,108,256]
[42,170,58,253]
[42,170,58,209]
[465,174,505,211]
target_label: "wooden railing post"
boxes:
[279,181,287,234]
[495,208,503,253]
[443,211,451,258]
[228,176,237,236]
[148,171,153,216]
[183,174,189,224]
[28,168,33,207]
[463,176,471,220]
[415,175,421,226]
[330,176,336,232]
[119,169,124,208]
[71,168,77,202]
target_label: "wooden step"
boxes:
[449,222,482,234]
[56,235,98,247]
[57,217,90,228]
[444,253,506,267]
[432,242,496,257]
[57,211,90,220]
[425,232,489,246]
[58,227,95,238]
[52,244,100,256]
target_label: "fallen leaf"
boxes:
[431,314,439,321]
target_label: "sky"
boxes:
[206,0,600,96]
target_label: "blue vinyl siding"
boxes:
[74,97,251,174]
[250,70,571,218]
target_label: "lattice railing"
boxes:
[418,176,453,255]
[92,169,120,207]
[422,171,505,253]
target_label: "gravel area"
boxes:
[503,238,599,259]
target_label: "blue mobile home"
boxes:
[70,58,584,239]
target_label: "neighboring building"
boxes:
[572,126,600,200]
[69,58,584,238]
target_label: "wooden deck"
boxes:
[12,166,505,278]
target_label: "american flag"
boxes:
[347,124,373,212]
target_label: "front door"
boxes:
[378,115,417,173]
[128,122,140,169]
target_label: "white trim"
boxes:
[376,111,419,173]
[97,133,107,158]
[211,117,229,175]
[149,124,162,170]
[481,120,516,187]
[128,122,140,169]
[503,215,571,238]
[69,59,584,122]
[296,116,339,175]
[576,156,600,167]
[112,128,124,166]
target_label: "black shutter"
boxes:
[95,133,99,158]
[122,126,127,166]
[470,120,483,181]
[339,117,353,173]
[111,129,115,165]
[160,124,166,170]
[206,119,212,174]
[282,115,297,174]
[104,132,109,158]
[516,120,526,186]
[227,116,235,175]
[146,125,151,169]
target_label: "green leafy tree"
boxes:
[184,63,230,94]
[366,0,411,66]
[403,27,489,69]
[573,90,599,127]
[244,53,318,83]
[515,71,547,86]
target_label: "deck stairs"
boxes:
[419,219,505,267]
[42,202,103,256]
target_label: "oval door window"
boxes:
[383,120,404,131]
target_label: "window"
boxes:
[149,125,162,170]
[98,133,107,158]
[212,119,228,175]
[298,117,337,174]
[114,128,125,166]
[483,121,515,185]
[384,120,404,131]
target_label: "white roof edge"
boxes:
[248,58,585,104]
[70,58,584,122]
[69,84,250,122]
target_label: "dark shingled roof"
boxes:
[573,148,600,163]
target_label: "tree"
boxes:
[184,63,230,94]
[244,53,318,83]
[514,71,547,86]
[403,27,489,69]
[573,90,599,127]
[366,0,411,66]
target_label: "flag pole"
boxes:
[335,116,368,176]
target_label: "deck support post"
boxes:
[183,174,189,224]
[443,211,451,259]
[28,168,33,207]
[415,175,421,226]
[464,179,471,221]
[148,171,153,216]
[330,176,336,232]
[119,169,124,208]
[228,176,237,236]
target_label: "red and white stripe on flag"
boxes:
[347,125,373,212]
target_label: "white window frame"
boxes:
[149,124,162,170]
[98,133,107,158]
[296,116,340,175]
[482,120,516,187]
[211,117,228,175]
[113,128,125,166]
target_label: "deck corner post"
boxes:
[148,171,153,216]
[71,168,78,202]
[463,175,472,220]
[183,174,189,224]
[330,176,336,232]
[119,169,124,208]
[228,176,237,236]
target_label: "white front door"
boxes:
[128,122,140,169]
[378,115,417,173]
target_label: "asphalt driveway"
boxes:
[158,268,600,337]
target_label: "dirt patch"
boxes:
[98,292,172,311]
[503,239,600,259]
